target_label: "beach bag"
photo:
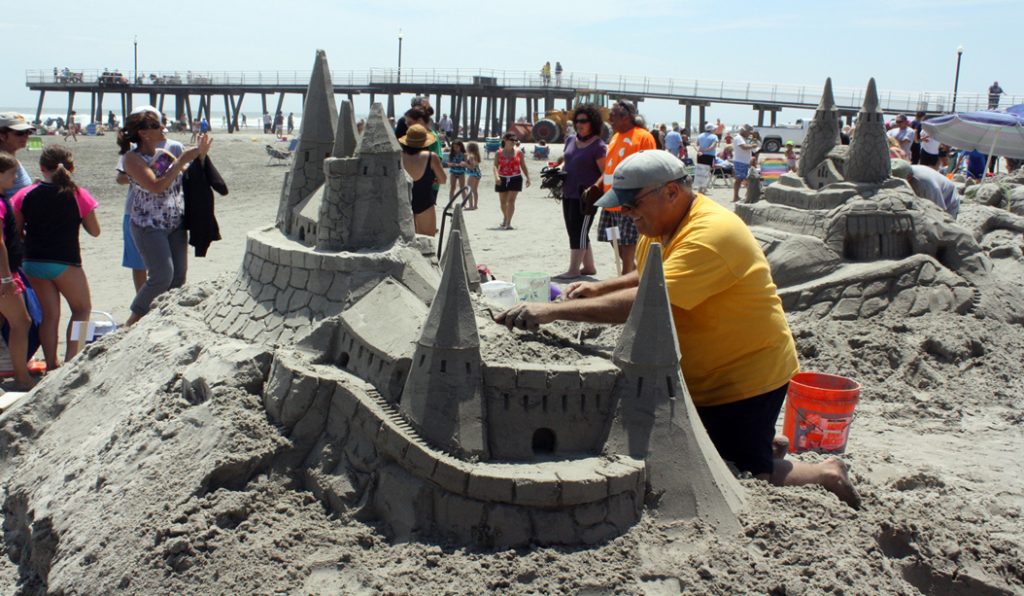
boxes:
[580,184,603,217]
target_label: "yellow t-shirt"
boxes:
[635,194,799,407]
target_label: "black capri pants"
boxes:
[562,196,594,250]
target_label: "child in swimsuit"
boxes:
[0,151,35,388]
[447,140,467,203]
[11,146,100,369]
[465,142,482,210]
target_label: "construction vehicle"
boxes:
[530,92,613,144]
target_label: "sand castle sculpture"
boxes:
[204,50,745,547]
[736,78,990,320]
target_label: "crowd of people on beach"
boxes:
[0,106,223,389]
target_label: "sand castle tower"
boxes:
[844,78,891,184]
[605,244,745,531]
[798,78,840,179]
[333,99,359,159]
[276,49,338,232]
[399,230,487,458]
[443,203,481,293]
[315,103,416,251]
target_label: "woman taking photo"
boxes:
[118,110,211,325]
[553,104,606,279]
[11,146,100,369]
[399,124,446,236]
[493,132,531,230]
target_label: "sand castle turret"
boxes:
[315,103,416,251]
[605,244,745,531]
[844,78,891,184]
[333,99,358,159]
[443,203,480,293]
[276,49,338,232]
[798,78,840,179]
[399,229,487,458]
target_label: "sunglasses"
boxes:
[8,130,32,137]
[140,122,163,130]
[574,119,590,124]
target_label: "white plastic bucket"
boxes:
[481,281,517,308]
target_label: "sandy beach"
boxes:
[0,131,1021,594]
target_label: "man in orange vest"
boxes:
[599,99,656,274]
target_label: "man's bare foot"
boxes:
[14,377,38,392]
[772,434,790,459]
[553,271,581,281]
[822,457,862,510]
[125,312,142,327]
[580,268,597,276]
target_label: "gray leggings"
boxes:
[129,223,187,315]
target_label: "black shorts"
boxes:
[495,175,523,193]
[696,154,716,166]
[696,383,788,477]
[920,151,940,167]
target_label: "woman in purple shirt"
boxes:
[553,104,607,279]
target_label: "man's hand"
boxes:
[565,280,601,300]
[494,303,556,331]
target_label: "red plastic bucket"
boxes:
[783,372,860,454]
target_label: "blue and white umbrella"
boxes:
[922,108,1024,160]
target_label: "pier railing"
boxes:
[26,68,1019,115]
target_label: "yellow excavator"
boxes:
[529,91,613,144]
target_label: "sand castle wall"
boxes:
[206,229,438,346]
[264,355,646,548]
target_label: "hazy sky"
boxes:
[3,0,1020,126]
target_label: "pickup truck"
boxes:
[753,119,808,153]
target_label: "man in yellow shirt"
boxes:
[496,151,859,508]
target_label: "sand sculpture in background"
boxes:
[203,50,747,547]
[736,78,990,321]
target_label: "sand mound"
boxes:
[0,268,1020,594]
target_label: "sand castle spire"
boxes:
[443,203,480,293]
[333,99,358,158]
[315,103,415,251]
[605,244,745,532]
[844,78,891,184]
[399,229,487,457]
[277,49,338,233]
[797,77,841,179]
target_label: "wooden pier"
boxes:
[25,68,1016,139]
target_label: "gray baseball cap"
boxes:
[595,150,688,208]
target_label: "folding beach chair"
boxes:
[758,157,789,185]
[484,137,501,158]
[265,144,291,166]
[26,137,43,151]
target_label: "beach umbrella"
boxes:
[922,109,1024,160]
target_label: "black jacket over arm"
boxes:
[183,156,228,257]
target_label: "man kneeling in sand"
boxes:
[495,151,860,508]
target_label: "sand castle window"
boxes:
[542,395,548,412]
[440,360,447,373]
[298,228,305,242]
[561,395,568,412]
[338,352,350,368]
[532,428,556,454]
[666,376,676,397]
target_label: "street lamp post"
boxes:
[951,45,963,113]
[134,36,138,84]
[397,30,403,85]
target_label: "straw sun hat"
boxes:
[399,124,436,148]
